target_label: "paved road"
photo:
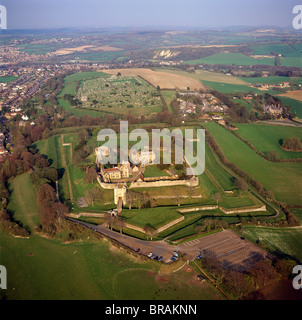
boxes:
[67,218,180,263]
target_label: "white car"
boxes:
[148,252,153,258]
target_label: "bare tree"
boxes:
[85,187,102,206]
[212,192,222,205]
[115,217,126,234]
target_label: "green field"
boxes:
[242,76,302,85]
[121,207,182,229]
[242,226,302,263]
[252,44,299,57]
[185,53,275,66]
[202,122,302,206]
[17,44,57,55]
[279,96,302,119]
[63,71,109,83]
[0,76,18,83]
[58,82,78,97]
[58,99,104,118]
[7,172,40,233]
[73,51,126,62]
[0,230,222,300]
[235,123,302,159]
[161,90,177,112]
[202,80,261,94]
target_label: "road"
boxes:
[67,218,270,271]
[67,218,179,263]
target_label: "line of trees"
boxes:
[31,167,69,236]
[282,137,302,152]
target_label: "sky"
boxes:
[1,0,300,29]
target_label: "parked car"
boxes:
[158,256,163,262]
[171,257,176,262]
[197,254,202,260]
[151,254,156,259]
[148,252,153,258]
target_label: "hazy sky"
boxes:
[1,0,299,29]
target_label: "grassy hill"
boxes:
[202,122,302,206]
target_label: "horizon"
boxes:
[0,0,299,30]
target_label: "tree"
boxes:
[127,190,139,209]
[265,151,280,162]
[195,225,204,234]
[144,224,157,240]
[212,192,222,205]
[115,217,126,234]
[84,167,97,184]
[105,212,115,230]
[247,260,279,290]
[85,187,102,206]
[283,137,302,151]
[235,177,248,194]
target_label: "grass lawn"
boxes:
[0,230,222,300]
[7,172,40,233]
[204,143,234,191]
[121,207,182,229]
[0,76,18,83]
[161,90,176,112]
[58,99,105,118]
[58,82,78,97]
[202,122,302,206]
[64,71,109,83]
[143,166,169,178]
[242,226,302,263]
[235,123,302,160]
